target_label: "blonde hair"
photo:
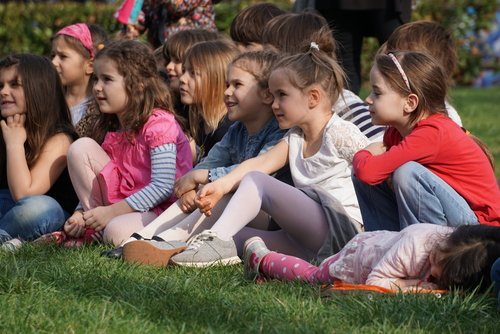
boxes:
[272,27,345,107]
[184,39,238,139]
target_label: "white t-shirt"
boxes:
[284,114,370,224]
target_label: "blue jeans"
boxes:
[352,162,479,231]
[0,189,67,240]
[491,258,500,309]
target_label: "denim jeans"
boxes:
[0,189,67,240]
[353,162,479,231]
[491,258,500,309]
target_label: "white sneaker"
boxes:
[170,230,241,267]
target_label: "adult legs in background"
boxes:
[0,190,66,240]
[316,8,405,94]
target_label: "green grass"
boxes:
[451,87,500,178]
[1,244,499,333]
[1,88,500,333]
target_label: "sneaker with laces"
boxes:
[123,239,188,267]
[243,236,271,281]
[169,230,241,267]
[1,238,23,251]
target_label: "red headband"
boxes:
[56,23,94,58]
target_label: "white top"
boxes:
[70,96,93,126]
[284,114,369,224]
[445,101,462,127]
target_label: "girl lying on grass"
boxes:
[243,223,500,292]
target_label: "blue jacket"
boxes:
[195,118,285,181]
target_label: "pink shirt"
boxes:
[99,109,192,214]
[353,114,500,226]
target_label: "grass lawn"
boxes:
[1,87,499,333]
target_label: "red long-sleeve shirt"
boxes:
[353,114,500,226]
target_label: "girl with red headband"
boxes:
[51,22,108,139]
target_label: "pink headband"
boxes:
[388,53,410,91]
[56,23,94,59]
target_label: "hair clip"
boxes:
[310,42,319,51]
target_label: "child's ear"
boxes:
[404,93,419,113]
[308,87,321,109]
[260,88,274,105]
[84,59,94,76]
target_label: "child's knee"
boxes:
[68,137,99,160]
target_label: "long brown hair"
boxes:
[375,51,494,169]
[91,40,175,143]
[0,54,74,181]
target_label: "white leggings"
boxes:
[210,171,329,259]
[126,193,274,247]
[67,138,158,246]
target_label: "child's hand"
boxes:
[179,189,197,213]
[64,210,85,238]
[83,206,116,232]
[174,169,208,197]
[195,183,224,216]
[0,114,27,147]
[364,142,386,156]
[174,173,197,197]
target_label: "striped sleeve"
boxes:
[125,143,177,212]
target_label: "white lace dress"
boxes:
[284,113,370,225]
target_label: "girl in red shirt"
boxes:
[353,51,500,231]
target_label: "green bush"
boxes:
[0,0,497,85]
[0,2,119,56]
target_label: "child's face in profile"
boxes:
[268,68,309,130]
[179,61,198,106]
[166,57,183,93]
[0,66,26,118]
[224,64,265,123]
[51,37,92,87]
[93,57,128,119]
[365,65,407,127]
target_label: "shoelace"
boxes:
[187,230,216,250]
